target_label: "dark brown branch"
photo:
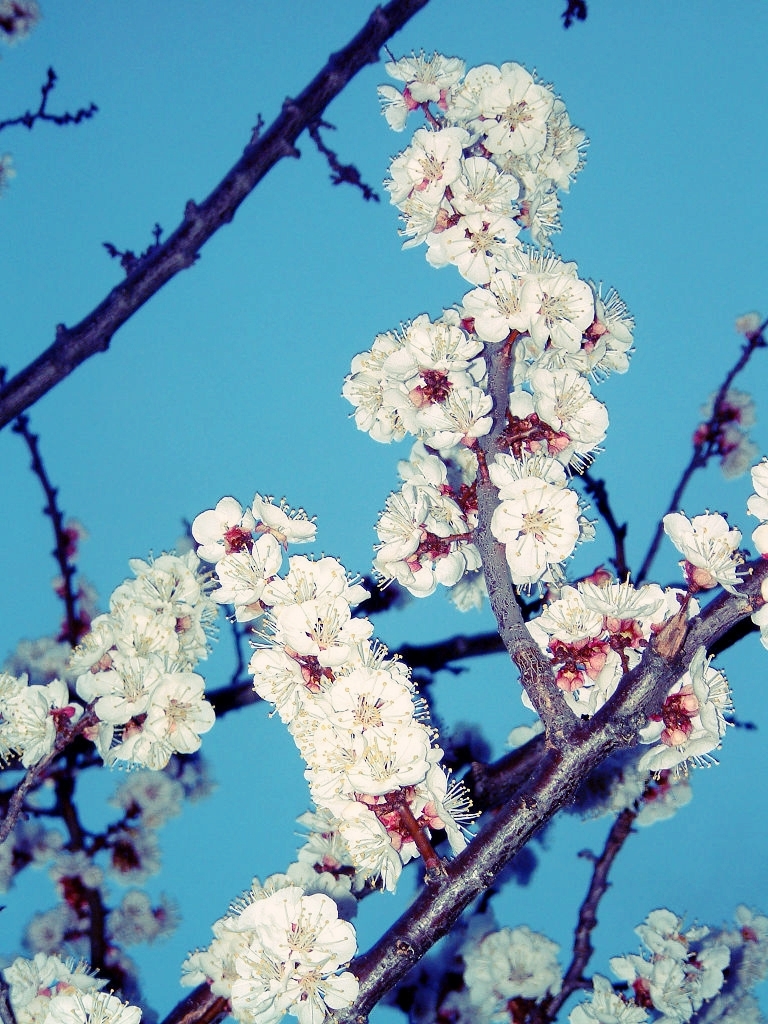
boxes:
[0,67,97,133]
[543,807,637,1018]
[12,413,86,647]
[636,321,767,583]
[396,630,506,671]
[562,0,588,28]
[465,732,546,810]
[155,562,767,1024]
[579,470,629,579]
[208,629,508,718]
[308,119,380,201]
[55,767,107,970]
[0,0,431,431]
[159,985,229,1024]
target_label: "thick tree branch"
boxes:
[156,563,767,1024]
[0,0,430,431]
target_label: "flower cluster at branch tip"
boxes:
[70,550,218,768]
[182,811,367,1024]
[0,551,218,771]
[524,573,734,772]
[663,511,744,595]
[345,53,635,598]
[192,495,474,896]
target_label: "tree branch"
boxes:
[154,561,767,1024]
[543,807,637,1018]
[0,67,97,134]
[579,470,629,580]
[0,708,98,846]
[0,0,431,431]
[0,976,17,1024]
[12,413,86,647]
[636,321,767,583]
[474,337,573,734]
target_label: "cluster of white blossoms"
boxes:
[68,551,218,769]
[0,671,82,767]
[2,953,141,1024]
[461,924,562,1017]
[607,909,730,1023]
[182,875,358,1024]
[524,575,734,772]
[526,577,684,717]
[372,441,482,600]
[661,466,768,649]
[567,905,768,1024]
[378,52,586,247]
[663,511,745,595]
[193,495,472,893]
[345,53,635,599]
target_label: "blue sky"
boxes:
[1,1,767,1020]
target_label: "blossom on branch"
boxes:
[663,511,745,594]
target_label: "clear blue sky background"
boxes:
[1,1,767,1020]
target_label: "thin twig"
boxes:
[12,413,86,646]
[562,0,588,28]
[0,708,97,846]
[0,0,431,430]
[55,767,107,970]
[579,470,629,579]
[308,119,380,201]
[543,807,637,1018]
[637,320,767,583]
[0,67,97,133]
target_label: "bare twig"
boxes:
[562,0,588,28]
[103,223,163,275]
[55,768,107,970]
[308,119,380,201]
[543,807,637,1018]
[579,470,629,579]
[0,67,97,133]
[12,413,87,647]
[637,320,767,583]
[0,0,431,430]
